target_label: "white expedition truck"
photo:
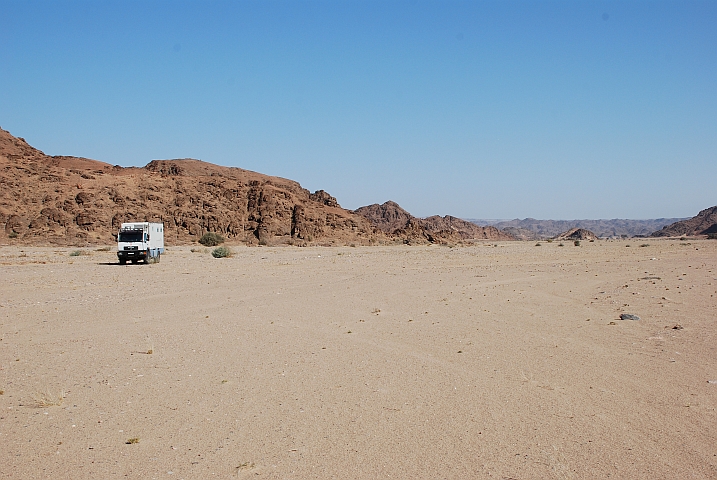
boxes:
[117,222,165,264]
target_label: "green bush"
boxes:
[199,232,224,246]
[211,246,232,258]
[8,231,18,239]
[574,240,580,246]
[69,250,84,256]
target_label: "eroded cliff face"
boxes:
[1,127,514,246]
[0,128,380,245]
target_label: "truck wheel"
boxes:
[156,253,161,263]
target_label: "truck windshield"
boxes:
[119,230,143,242]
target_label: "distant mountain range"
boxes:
[469,218,688,239]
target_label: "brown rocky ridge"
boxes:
[0,127,511,246]
[553,228,598,241]
[650,206,717,237]
[353,201,514,243]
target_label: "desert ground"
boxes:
[1,239,716,479]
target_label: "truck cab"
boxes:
[117,222,165,264]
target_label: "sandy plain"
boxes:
[1,239,716,479]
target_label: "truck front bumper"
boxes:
[118,250,147,260]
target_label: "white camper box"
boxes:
[117,222,165,264]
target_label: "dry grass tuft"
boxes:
[126,437,139,444]
[33,390,64,407]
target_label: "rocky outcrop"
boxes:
[0,127,517,246]
[650,206,717,237]
[354,201,515,243]
[353,201,414,233]
[553,228,598,241]
[0,127,382,245]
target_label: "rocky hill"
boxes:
[0,127,514,246]
[353,201,514,243]
[650,206,717,237]
[353,201,414,234]
[483,217,685,239]
[0,127,390,246]
[553,228,598,241]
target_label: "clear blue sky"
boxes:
[1,1,715,220]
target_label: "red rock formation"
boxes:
[0,127,381,245]
[0,127,515,246]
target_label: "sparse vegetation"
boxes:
[33,390,65,407]
[640,244,650,247]
[558,243,564,247]
[212,246,232,258]
[8,231,18,239]
[69,250,86,256]
[126,438,140,444]
[708,233,717,240]
[95,246,111,251]
[574,240,580,246]
[535,242,541,246]
[546,239,553,243]
[199,232,224,246]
